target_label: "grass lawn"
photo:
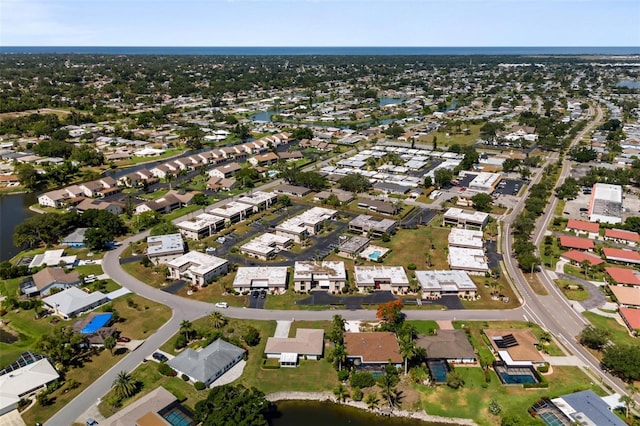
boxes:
[526,274,549,296]
[98,361,205,418]
[416,366,604,426]
[406,320,439,335]
[555,279,590,301]
[263,290,308,310]
[464,275,520,310]
[425,124,484,148]
[173,275,248,308]
[583,311,636,348]
[380,227,450,270]
[288,320,333,336]
[75,264,104,277]
[164,204,204,221]
[114,148,184,167]
[121,261,169,288]
[0,276,24,297]
[22,348,130,426]
[109,294,172,339]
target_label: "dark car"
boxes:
[152,352,168,362]
[260,290,267,299]
[251,290,260,299]
[117,336,131,343]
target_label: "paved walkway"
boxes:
[274,320,292,338]
[543,355,585,367]
[0,409,27,426]
[345,320,361,332]
[211,359,246,388]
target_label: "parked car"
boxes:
[251,290,260,299]
[215,302,228,308]
[259,290,267,299]
[86,419,99,426]
[117,336,131,343]
[152,352,168,362]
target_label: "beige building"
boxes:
[293,261,346,292]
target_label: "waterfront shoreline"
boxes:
[266,391,477,425]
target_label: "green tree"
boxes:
[180,320,193,343]
[578,325,610,350]
[328,315,346,344]
[619,383,638,421]
[399,334,416,375]
[338,173,372,193]
[471,193,493,212]
[332,343,347,371]
[384,124,405,139]
[446,371,465,389]
[333,384,350,402]
[364,393,380,410]
[209,311,227,329]
[84,227,113,251]
[194,384,271,426]
[434,168,453,188]
[192,193,209,206]
[377,364,401,410]
[501,159,521,173]
[243,326,261,346]
[104,335,116,355]
[602,344,640,381]
[112,371,138,400]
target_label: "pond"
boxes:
[0,192,37,261]
[272,401,456,426]
[617,80,640,89]
[379,97,406,107]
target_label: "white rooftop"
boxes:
[207,201,253,218]
[294,261,346,281]
[277,207,337,233]
[415,270,478,292]
[176,213,225,232]
[593,183,622,203]
[42,287,107,316]
[166,251,228,275]
[444,207,490,223]
[448,246,489,272]
[0,359,59,413]
[354,265,409,286]
[448,228,484,248]
[237,191,277,206]
[241,233,292,256]
[147,233,184,256]
[233,266,289,288]
[29,249,77,269]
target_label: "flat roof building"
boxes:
[448,228,484,249]
[443,208,489,230]
[354,265,409,293]
[275,207,337,242]
[176,213,225,240]
[147,233,185,264]
[236,191,278,212]
[447,246,489,274]
[588,183,623,224]
[293,261,347,292]
[166,251,229,287]
[348,215,397,238]
[240,233,292,260]
[338,236,371,258]
[232,266,288,293]
[207,201,254,224]
[468,172,501,193]
[415,270,478,299]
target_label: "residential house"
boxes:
[560,250,605,267]
[541,390,626,426]
[0,359,59,417]
[566,220,600,239]
[166,251,229,287]
[353,265,409,293]
[415,330,477,364]
[38,189,71,208]
[232,266,288,293]
[278,150,303,162]
[28,249,77,269]
[146,233,186,265]
[338,236,371,258]
[176,213,225,240]
[207,201,254,225]
[608,286,640,308]
[313,188,354,204]
[356,198,399,216]
[447,246,489,274]
[248,152,279,167]
[240,233,292,260]
[605,266,640,286]
[76,198,124,215]
[275,207,337,243]
[273,184,312,198]
[344,332,402,371]
[61,228,88,248]
[619,307,640,333]
[603,247,640,265]
[264,329,325,367]
[42,287,108,319]
[484,329,545,366]
[206,176,236,191]
[102,386,195,426]
[293,261,346,292]
[604,228,640,246]
[236,191,278,212]
[209,162,241,179]
[30,267,81,296]
[168,339,245,387]
[442,208,489,230]
[559,236,594,251]
[448,228,484,249]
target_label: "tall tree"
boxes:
[209,312,227,329]
[112,371,138,400]
[398,334,416,375]
[104,335,116,356]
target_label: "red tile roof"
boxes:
[559,236,594,250]
[560,250,604,266]
[566,220,600,234]
[619,307,640,331]
[605,267,640,286]
[605,229,640,243]
[603,248,640,263]
[344,332,402,364]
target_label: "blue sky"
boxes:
[1,0,639,46]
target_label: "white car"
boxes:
[215,302,228,308]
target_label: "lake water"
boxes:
[617,80,640,89]
[0,192,37,261]
[273,401,455,426]
[379,97,405,107]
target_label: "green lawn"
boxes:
[406,320,439,335]
[416,366,604,426]
[108,294,172,339]
[121,260,169,288]
[583,311,636,348]
[0,276,24,297]
[554,279,590,301]
[380,227,450,270]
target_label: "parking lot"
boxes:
[493,179,524,195]
[248,289,268,309]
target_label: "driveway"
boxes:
[296,291,397,309]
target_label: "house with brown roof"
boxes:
[609,286,640,308]
[264,329,325,367]
[206,176,236,191]
[274,184,312,198]
[102,386,194,426]
[248,152,279,167]
[76,198,124,215]
[604,228,640,246]
[31,267,81,296]
[344,332,402,371]
[566,220,600,239]
[559,236,594,251]
[209,162,242,179]
[415,330,476,364]
[619,307,640,333]
[484,329,545,366]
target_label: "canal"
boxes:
[0,192,37,261]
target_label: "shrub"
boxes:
[350,371,376,388]
[537,362,549,374]
[158,362,177,377]
[182,374,189,381]
[140,256,152,267]
[352,388,363,401]
[337,369,350,381]
[174,334,187,350]
[243,326,261,347]
[407,263,417,271]
[489,400,501,415]
[446,371,465,389]
[194,381,206,391]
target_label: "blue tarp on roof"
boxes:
[80,313,112,334]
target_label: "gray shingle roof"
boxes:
[168,339,245,384]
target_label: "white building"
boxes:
[236,191,278,213]
[353,265,409,293]
[146,233,185,264]
[232,266,288,293]
[443,207,489,230]
[42,287,108,319]
[275,207,337,242]
[415,270,477,299]
[589,183,623,224]
[448,228,484,249]
[207,201,254,224]
[0,359,59,416]
[240,233,293,260]
[166,251,229,286]
[293,261,347,292]
[467,172,501,193]
[447,246,489,274]
[176,213,225,240]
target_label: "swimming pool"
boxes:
[494,364,538,385]
[368,250,382,260]
[427,360,449,383]
[538,411,567,426]
[80,313,113,334]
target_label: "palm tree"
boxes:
[333,384,349,402]
[332,344,347,371]
[620,382,638,421]
[180,320,193,342]
[364,393,379,411]
[399,335,416,375]
[104,335,116,355]
[112,371,137,400]
[377,372,398,410]
[208,311,227,329]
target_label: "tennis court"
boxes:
[80,313,113,334]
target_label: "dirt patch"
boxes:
[0,326,18,344]
[398,381,421,409]
[0,108,71,119]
